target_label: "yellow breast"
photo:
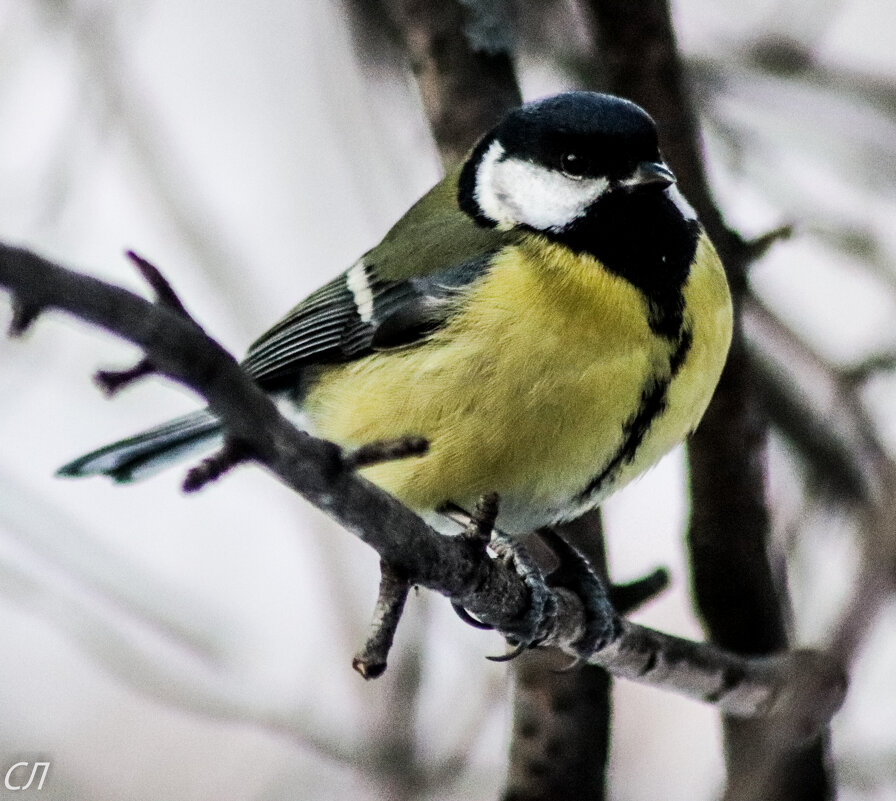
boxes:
[603,233,732,499]
[303,231,732,532]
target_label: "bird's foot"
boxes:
[539,527,620,661]
[449,497,620,662]
[449,494,551,659]
[483,533,553,661]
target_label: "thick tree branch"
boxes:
[503,647,610,801]
[504,511,612,801]
[379,0,522,168]
[0,241,844,724]
[586,0,833,797]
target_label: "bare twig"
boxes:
[182,438,255,492]
[829,463,896,665]
[94,251,200,396]
[745,290,885,501]
[353,561,411,679]
[0,242,846,722]
[741,224,795,264]
[841,352,896,386]
[610,567,669,614]
[95,357,155,396]
[8,297,41,337]
[462,492,500,544]
[126,249,193,317]
[343,436,429,471]
[751,356,869,501]
[599,625,845,722]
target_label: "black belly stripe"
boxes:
[578,324,693,501]
[668,325,693,376]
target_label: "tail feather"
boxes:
[57,410,223,483]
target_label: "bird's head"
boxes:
[459,92,685,233]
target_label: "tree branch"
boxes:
[586,0,833,797]
[379,0,522,168]
[353,561,411,679]
[504,511,612,801]
[0,241,844,725]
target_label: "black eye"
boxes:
[560,152,586,178]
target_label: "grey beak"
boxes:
[629,160,676,188]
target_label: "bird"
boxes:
[59,91,733,538]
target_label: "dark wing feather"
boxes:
[241,273,361,387]
[241,257,494,390]
[241,167,521,391]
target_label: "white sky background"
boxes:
[0,0,895,799]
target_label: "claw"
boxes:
[486,640,530,662]
[452,601,495,630]
[552,655,585,674]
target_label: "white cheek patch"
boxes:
[665,183,697,221]
[475,140,609,232]
[346,259,375,323]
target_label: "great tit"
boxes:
[59,91,733,536]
